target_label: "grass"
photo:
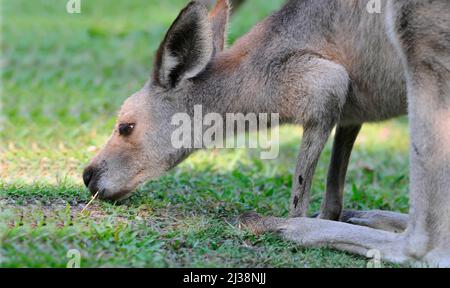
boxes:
[0,0,410,268]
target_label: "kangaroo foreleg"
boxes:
[287,58,350,218]
[320,125,362,221]
[289,124,334,218]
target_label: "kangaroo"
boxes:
[83,0,407,217]
[83,0,450,266]
[240,0,450,267]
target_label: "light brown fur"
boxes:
[83,0,450,266]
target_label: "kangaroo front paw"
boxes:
[238,212,267,235]
[238,212,286,235]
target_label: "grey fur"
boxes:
[84,0,450,266]
[320,125,362,220]
[240,0,450,267]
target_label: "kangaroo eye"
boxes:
[119,123,135,136]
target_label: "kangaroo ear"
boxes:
[208,0,230,53]
[153,1,213,88]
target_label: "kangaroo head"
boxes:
[83,0,230,200]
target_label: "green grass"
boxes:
[1,0,409,267]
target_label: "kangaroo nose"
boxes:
[82,166,104,197]
[83,167,95,188]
